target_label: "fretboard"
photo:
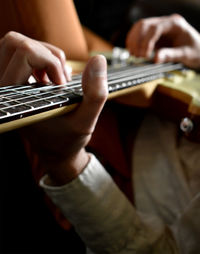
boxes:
[0,62,183,125]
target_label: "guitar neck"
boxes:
[0,62,183,133]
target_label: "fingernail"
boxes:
[157,51,166,63]
[60,50,66,61]
[64,64,72,81]
[90,55,107,78]
[60,73,67,84]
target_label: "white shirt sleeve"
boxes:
[40,153,178,254]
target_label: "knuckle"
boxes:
[15,39,40,58]
[171,13,186,25]
[19,40,33,52]
[137,19,146,29]
[57,49,66,61]
[138,18,146,26]
[46,56,63,76]
[4,31,17,40]
[51,56,62,70]
[149,23,157,32]
[2,31,21,49]
[171,13,182,20]
[138,17,155,29]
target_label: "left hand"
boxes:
[0,31,71,85]
[22,55,108,185]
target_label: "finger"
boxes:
[64,63,72,81]
[42,42,72,81]
[33,69,50,83]
[0,50,32,85]
[126,22,143,57]
[26,41,67,84]
[69,55,108,134]
[126,16,176,58]
[139,25,162,58]
[156,47,200,69]
[155,47,187,63]
[0,32,23,78]
[127,20,162,58]
[1,41,67,85]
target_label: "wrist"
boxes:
[44,149,90,186]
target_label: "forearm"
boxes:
[40,154,178,254]
[44,148,90,186]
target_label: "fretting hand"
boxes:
[0,31,108,185]
[0,31,71,85]
[22,55,108,185]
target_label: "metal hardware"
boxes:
[180,117,194,133]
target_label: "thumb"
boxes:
[71,55,108,134]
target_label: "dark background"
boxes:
[1,0,200,253]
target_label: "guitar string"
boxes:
[0,63,183,114]
[0,64,182,116]
[0,62,182,97]
[0,62,183,104]
[0,62,181,95]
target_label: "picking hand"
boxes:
[126,14,200,69]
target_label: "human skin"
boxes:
[126,14,200,69]
[0,31,108,185]
[0,31,71,85]
[21,55,108,185]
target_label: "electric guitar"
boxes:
[0,59,199,134]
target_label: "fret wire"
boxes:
[0,62,184,115]
[0,63,182,98]
[108,63,182,78]
[0,80,82,97]
[0,85,32,95]
[18,81,82,94]
[0,84,79,100]
[107,64,182,85]
[2,63,181,102]
[0,63,177,96]
[107,62,163,76]
[0,100,44,111]
[0,89,70,106]
[0,94,73,117]
[0,72,80,91]
[107,63,182,80]
[53,63,182,90]
[0,97,16,105]
[0,98,51,111]
[22,86,77,98]
[0,90,75,110]
[6,63,182,107]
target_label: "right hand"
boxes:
[126,14,200,69]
